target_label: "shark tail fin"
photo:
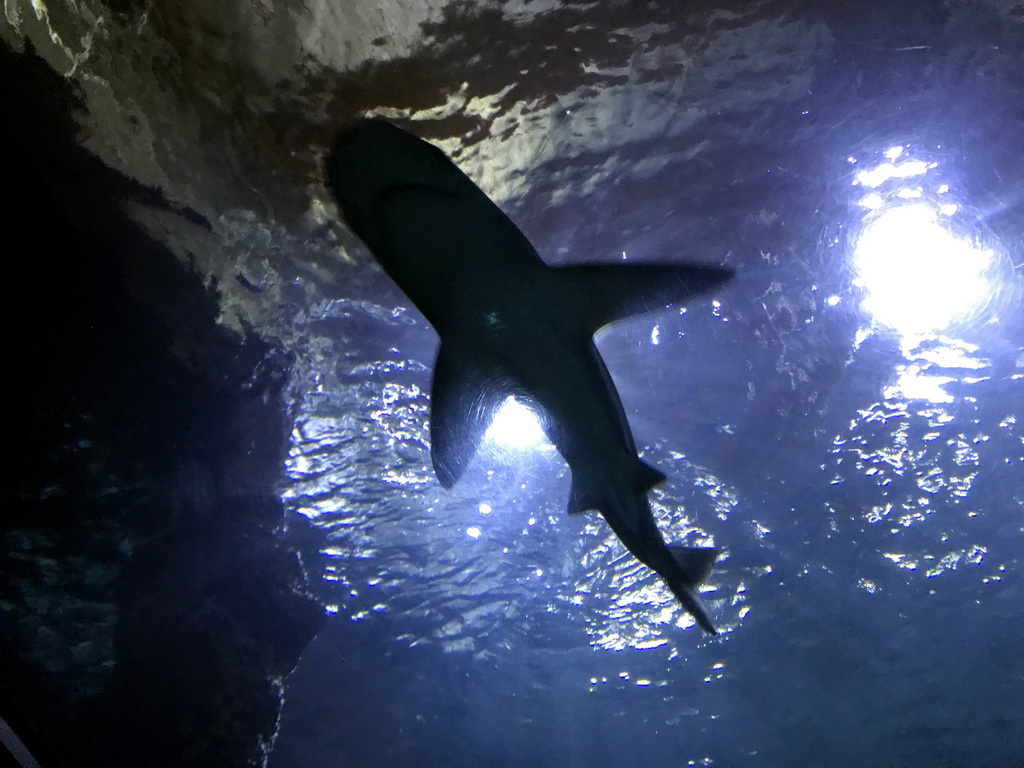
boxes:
[665,546,719,635]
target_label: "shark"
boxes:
[326,119,733,634]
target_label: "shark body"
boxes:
[327,119,732,633]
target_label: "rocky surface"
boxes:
[1,42,323,768]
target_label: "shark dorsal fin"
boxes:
[555,263,734,333]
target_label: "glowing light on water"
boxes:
[855,158,933,189]
[860,192,885,210]
[484,396,547,449]
[846,145,1003,403]
[885,363,956,404]
[853,204,993,337]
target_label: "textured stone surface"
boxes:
[1,41,323,768]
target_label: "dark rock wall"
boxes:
[0,42,324,768]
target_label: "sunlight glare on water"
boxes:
[849,146,995,339]
[853,203,993,337]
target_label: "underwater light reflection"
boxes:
[484,395,548,450]
[853,203,993,337]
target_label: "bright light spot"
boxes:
[827,295,842,306]
[856,160,933,188]
[886,339,986,403]
[466,526,482,539]
[651,325,661,345]
[885,145,905,160]
[853,204,993,336]
[484,396,547,449]
[937,184,950,194]
[857,578,878,594]
[478,502,492,515]
[859,192,885,210]
[917,338,986,369]
[884,364,956,404]
[939,202,959,216]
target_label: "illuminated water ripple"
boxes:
[824,336,1020,596]
[830,394,982,524]
[827,139,1024,601]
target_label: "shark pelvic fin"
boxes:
[556,263,734,333]
[429,343,501,488]
[566,477,597,516]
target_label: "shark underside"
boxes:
[327,118,733,634]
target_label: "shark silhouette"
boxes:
[327,119,732,634]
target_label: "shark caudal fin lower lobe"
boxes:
[665,545,719,635]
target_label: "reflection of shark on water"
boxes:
[327,119,733,634]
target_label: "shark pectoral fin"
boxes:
[667,546,719,587]
[634,460,666,494]
[556,263,734,332]
[430,343,498,488]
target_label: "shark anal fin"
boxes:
[556,263,734,332]
[565,461,664,517]
[667,545,718,587]
[430,343,499,488]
